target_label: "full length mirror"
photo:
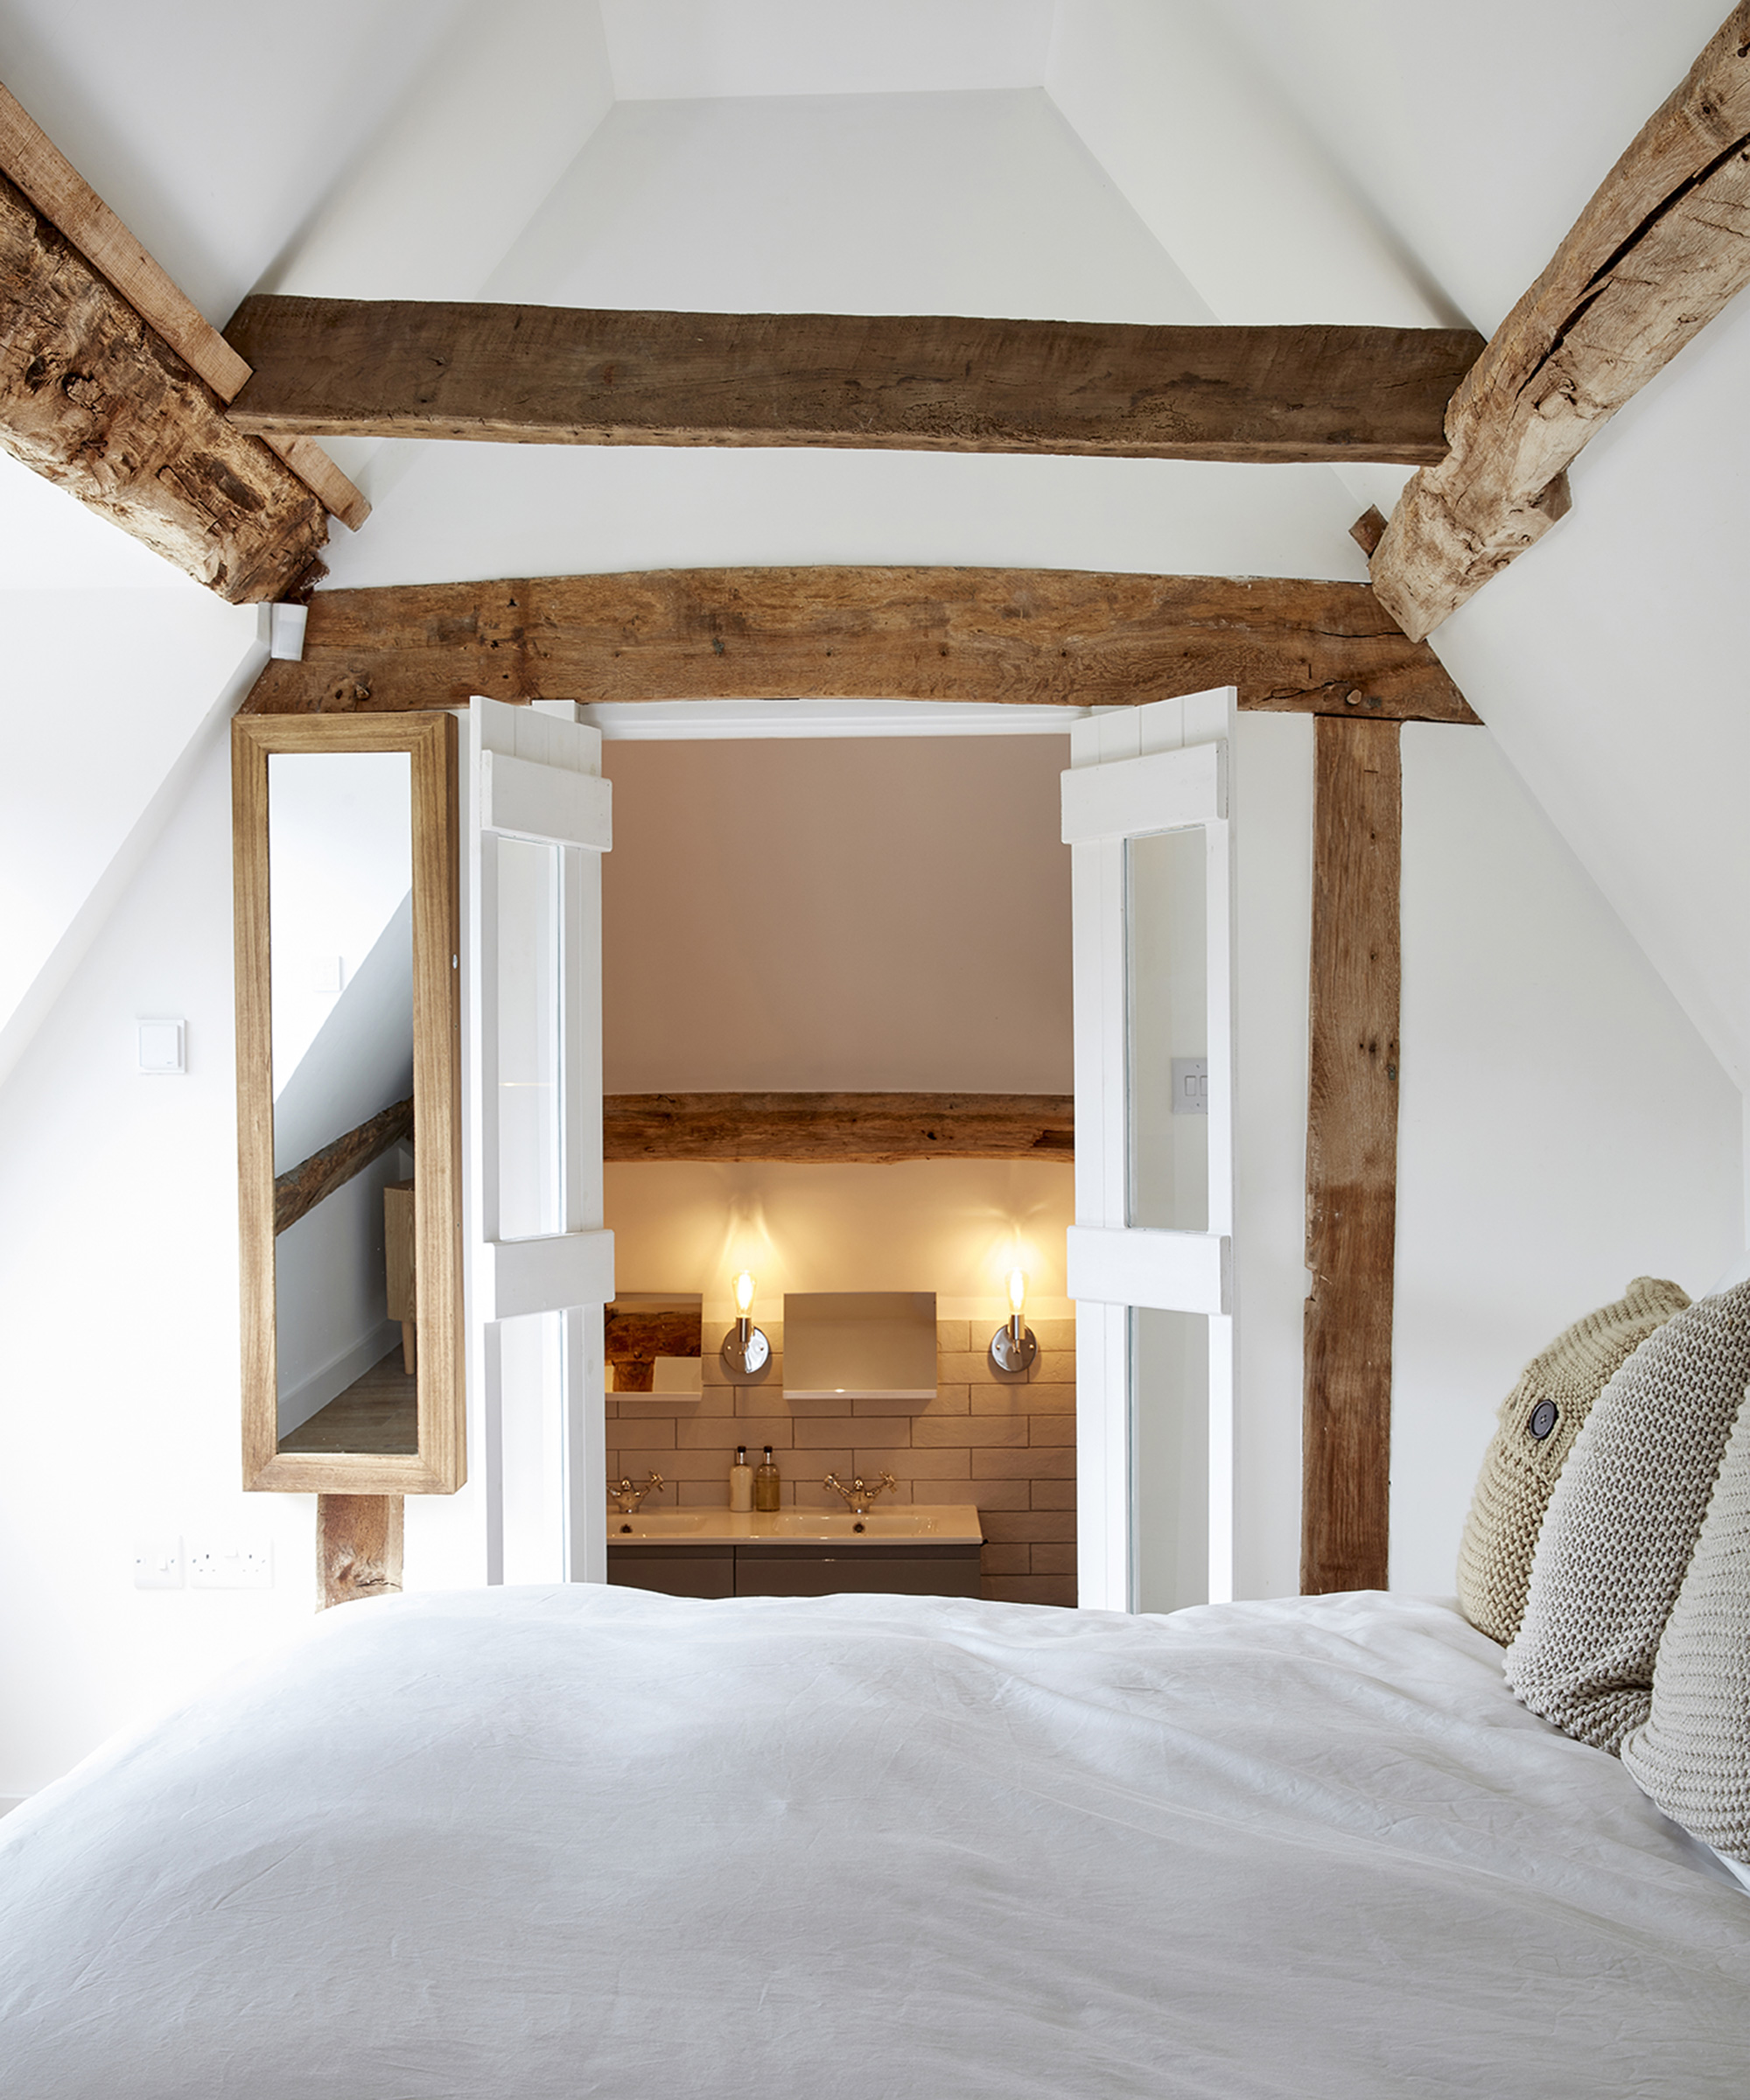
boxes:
[234,713,463,1494]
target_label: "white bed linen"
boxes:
[1,1586,1746,2098]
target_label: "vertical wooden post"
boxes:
[1302,716,1402,1593]
[317,1494,404,1609]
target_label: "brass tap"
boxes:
[822,1470,898,1516]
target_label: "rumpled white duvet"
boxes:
[2,1586,1746,2098]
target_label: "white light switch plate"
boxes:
[132,1538,185,1589]
[136,1018,186,1074]
[188,1543,274,1591]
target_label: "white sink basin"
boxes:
[608,1511,714,1539]
[605,1504,984,1546]
[766,1509,951,1540]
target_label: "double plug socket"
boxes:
[131,1539,274,1590]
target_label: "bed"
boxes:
[2,1584,1746,2096]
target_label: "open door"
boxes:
[1064,690,1236,1614]
[467,697,613,1585]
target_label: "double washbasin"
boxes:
[608,1505,984,1545]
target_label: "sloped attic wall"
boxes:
[1051,0,1750,1092]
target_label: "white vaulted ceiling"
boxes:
[0,0,1746,1093]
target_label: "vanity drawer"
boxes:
[733,1544,981,1600]
[606,1544,735,1600]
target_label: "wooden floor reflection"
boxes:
[280,1348,417,1454]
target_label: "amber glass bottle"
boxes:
[753,1445,781,1513]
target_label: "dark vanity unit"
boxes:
[606,1508,984,1600]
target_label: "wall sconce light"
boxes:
[989,1267,1038,1374]
[721,1270,771,1378]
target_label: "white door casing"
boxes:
[1065,690,1236,1614]
[466,697,612,1586]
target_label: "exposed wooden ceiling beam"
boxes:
[240,566,1479,723]
[274,1095,414,1236]
[223,297,1482,467]
[0,81,368,534]
[605,1093,1074,1166]
[0,168,330,603]
[1370,4,1750,640]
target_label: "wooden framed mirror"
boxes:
[233,712,464,1494]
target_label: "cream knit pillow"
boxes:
[1503,1279,1750,1753]
[1621,1392,1750,1860]
[1456,1278,1690,1644]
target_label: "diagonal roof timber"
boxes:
[1370,4,1750,640]
[0,168,331,605]
[0,80,368,535]
[224,297,1483,466]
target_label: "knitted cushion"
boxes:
[1503,1279,1750,1753]
[1456,1278,1690,1645]
[1620,1393,1750,1860]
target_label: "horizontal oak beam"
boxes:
[224,298,1483,467]
[240,567,1479,723]
[0,82,367,532]
[274,1095,414,1236]
[1372,4,1750,639]
[605,1092,1074,1166]
[0,169,330,602]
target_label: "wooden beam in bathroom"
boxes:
[316,1494,404,1609]
[605,1092,1075,1166]
[1301,714,1402,1597]
[225,297,1482,466]
[238,567,1480,723]
[274,1095,413,1236]
[606,1305,703,1392]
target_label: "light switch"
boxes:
[1171,1057,1209,1116]
[132,1539,185,1589]
[136,1018,185,1075]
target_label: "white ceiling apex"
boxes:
[1045,0,1458,332]
[262,0,616,308]
[598,0,1055,102]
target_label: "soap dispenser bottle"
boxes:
[753,1444,781,1513]
[729,1445,753,1513]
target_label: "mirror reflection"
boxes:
[269,751,419,1456]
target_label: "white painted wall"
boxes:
[1390,724,1742,1591]
[0,728,314,1798]
[1229,715,1744,1602]
[0,725,491,1800]
[0,566,263,1084]
[601,737,1071,1095]
[607,1158,1074,1334]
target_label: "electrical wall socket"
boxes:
[133,1539,185,1589]
[187,1543,274,1591]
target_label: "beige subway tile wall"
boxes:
[606,1316,1076,1606]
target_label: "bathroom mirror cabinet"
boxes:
[233,712,464,1494]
